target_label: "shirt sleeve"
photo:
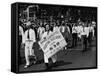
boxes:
[22,33,25,44]
[33,30,36,42]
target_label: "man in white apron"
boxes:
[23,22,36,68]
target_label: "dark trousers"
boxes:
[82,35,88,51]
[94,27,96,37]
[72,33,77,47]
[88,32,92,46]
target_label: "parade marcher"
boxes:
[88,23,94,46]
[64,23,71,49]
[59,21,65,36]
[23,21,37,68]
[19,25,24,65]
[72,24,78,47]
[59,22,66,48]
[91,21,96,37]
[53,22,59,32]
[65,23,70,34]
[77,22,83,40]
[42,24,57,69]
[37,22,45,40]
[81,22,90,52]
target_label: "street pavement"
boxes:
[19,38,97,72]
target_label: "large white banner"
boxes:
[38,28,67,58]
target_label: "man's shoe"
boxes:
[24,64,30,68]
[45,63,52,70]
[33,60,37,64]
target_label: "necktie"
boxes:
[83,27,85,32]
[27,29,30,39]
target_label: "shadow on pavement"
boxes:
[53,60,72,67]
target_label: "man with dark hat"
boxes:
[23,21,37,68]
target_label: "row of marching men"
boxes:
[19,20,71,69]
[72,21,96,52]
[19,20,96,69]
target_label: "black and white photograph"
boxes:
[11,2,97,73]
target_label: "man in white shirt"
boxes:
[81,22,90,52]
[38,25,45,40]
[91,21,96,37]
[64,23,71,49]
[19,25,25,44]
[77,23,83,39]
[23,21,37,68]
[19,25,24,65]
[42,24,57,70]
[72,24,78,47]
[88,23,94,46]
[59,24,65,35]
[53,23,59,32]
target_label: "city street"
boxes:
[19,38,97,72]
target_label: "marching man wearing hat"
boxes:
[81,22,90,52]
[23,21,37,68]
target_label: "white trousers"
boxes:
[25,41,35,65]
[44,54,57,63]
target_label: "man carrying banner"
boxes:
[38,23,67,70]
[42,24,57,69]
